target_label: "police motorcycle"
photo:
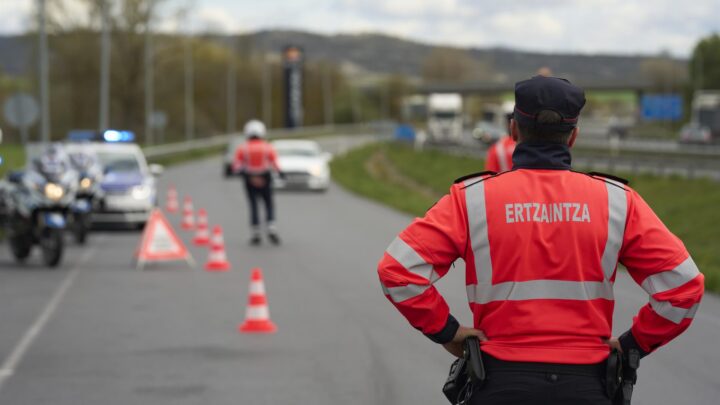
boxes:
[67,149,103,244]
[2,144,79,267]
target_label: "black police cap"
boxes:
[514,76,586,132]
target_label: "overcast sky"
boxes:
[1,0,718,56]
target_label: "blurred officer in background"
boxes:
[377,76,704,404]
[484,102,516,173]
[233,120,282,245]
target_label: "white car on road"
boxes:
[90,142,163,227]
[273,140,331,191]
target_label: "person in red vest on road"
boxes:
[484,103,516,173]
[233,120,282,245]
[377,76,704,404]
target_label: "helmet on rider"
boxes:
[36,143,68,177]
[244,119,267,140]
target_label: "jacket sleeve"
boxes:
[268,145,281,173]
[377,184,468,344]
[232,145,245,173]
[484,144,499,172]
[618,188,704,357]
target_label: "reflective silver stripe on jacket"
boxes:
[464,176,615,305]
[382,283,432,303]
[467,279,614,305]
[601,180,627,280]
[649,298,700,324]
[381,237,439,303]
[465,179,492,287]
[641,257,701,295]
[386,236,441,283]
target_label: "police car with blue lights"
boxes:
[67,130,163,228]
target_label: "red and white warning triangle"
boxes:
[135,208,194,270]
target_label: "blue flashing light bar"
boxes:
[103,130,135,143]
[67,129,136,143]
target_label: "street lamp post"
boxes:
[144,1,155,145]
[322,62,333,126]
[184,31,194,141]
[99,0,111,131]
[262,54,272,127]
[226,37,237,134]
[37,0,50,143]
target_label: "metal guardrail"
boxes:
[574,138,720,158]
[39,120,715,180]
[143,123,391,159]
[430,141,720,182]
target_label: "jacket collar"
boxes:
[512,141,572,170]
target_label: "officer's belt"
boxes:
[481,353,606,377]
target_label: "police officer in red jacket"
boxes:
[377,76,704,404]
[485,103,516,173]
[233,120,282,245]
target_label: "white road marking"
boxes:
[0,241,99,392]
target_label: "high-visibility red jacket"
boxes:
[233,138,280,175]
[485,135,516,173]
[378,142,704,364]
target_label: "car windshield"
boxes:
[275,145,319,158]
[97,151,142,173]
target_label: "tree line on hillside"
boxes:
[0,0,414,144]
[0,0,718,143]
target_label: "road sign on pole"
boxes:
[640,94,683,121]
[3,92,40,144]
[283,45,304,128]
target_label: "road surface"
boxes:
[1,137,719,404]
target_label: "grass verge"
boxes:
[0,144,27,178]
[331,142,720,292]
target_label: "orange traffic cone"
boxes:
[193,208,210,246]
[239,268,277,334]
[204,226,230,272]
[181,197,195,230]
[166,185,179,214]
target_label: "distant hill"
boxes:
[246,30,687,86]
[0,30,687,86]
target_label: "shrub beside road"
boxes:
[331,142,720,292]
[0,144,26,178]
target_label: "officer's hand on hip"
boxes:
[604,337,622,353]
[443,326,488,358]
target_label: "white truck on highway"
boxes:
[427,93,463,143]
[681,91,720,144]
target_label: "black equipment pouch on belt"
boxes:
[443,357,467,404]
[442,337,486,404]
[607,348,640,405]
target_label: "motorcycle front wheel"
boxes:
[73,213,90,245]
[40,228,64,268]
[9,232,32,262]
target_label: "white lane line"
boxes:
[0,243,98,392]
